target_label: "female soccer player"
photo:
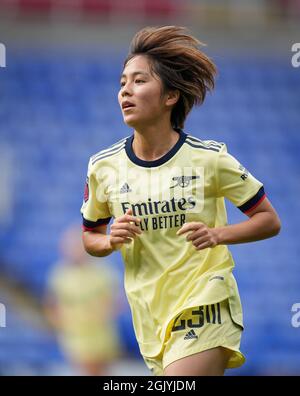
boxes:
[81,26,281,376]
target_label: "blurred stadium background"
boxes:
[0,0,300,376]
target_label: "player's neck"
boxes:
[132,124,180,161]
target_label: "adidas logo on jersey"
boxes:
[184,329,198,340]
[120,183,132,194]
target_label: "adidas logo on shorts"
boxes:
[184,329,198,340]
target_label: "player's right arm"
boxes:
[81,158,142,257]
[82,209,142,257]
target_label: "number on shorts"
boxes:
[171,304,221,332]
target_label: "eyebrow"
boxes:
[121,71,150,79]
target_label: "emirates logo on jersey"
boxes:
[84,177,89,202]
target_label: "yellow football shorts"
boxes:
[143,299,245,376]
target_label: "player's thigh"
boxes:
[164,346,232,376]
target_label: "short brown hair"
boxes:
[124,26,217,129]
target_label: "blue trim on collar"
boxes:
[125,129,187,168]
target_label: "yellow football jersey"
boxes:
[81,129,266,357]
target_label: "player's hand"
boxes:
[109,208,142,250]
[176,222,219,250]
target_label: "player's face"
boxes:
[118,55,169,129]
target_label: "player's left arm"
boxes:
[177,197,281,250]
[212,196,281,246]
